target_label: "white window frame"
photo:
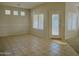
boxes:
[13,10,18,16]
[32,14,44,30]
[33,14,39,29]
[20,11,25,16]
[68,13,77,31]
[38,14,44,30]
[5,10,11,15]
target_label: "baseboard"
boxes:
[0,32,29,37]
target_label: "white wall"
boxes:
[65,3,79,39]
[0,6,30,36]
[77,10,79,36]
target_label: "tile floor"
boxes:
[0,34,78,56]
[66,36,79,54]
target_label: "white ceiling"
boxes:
[0,2,45,9]
[66,2,79,6]
[1,2,79,9]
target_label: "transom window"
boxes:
[5,10,11,15]
[13,10,18,16]
[4,9,26,16]
[21,11,25,16]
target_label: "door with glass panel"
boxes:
[49,10,61,38]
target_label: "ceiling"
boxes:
[0,2,79,9]
[0,2,45,9]
[66,2,79,6]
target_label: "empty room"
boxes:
[0,2,79,56]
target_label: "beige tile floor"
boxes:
[0,34,78,56]
[66,36,79,54]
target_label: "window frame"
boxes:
[13,10,19,16]
[5,10,11,15]
[20,11,25,16]
[68,13,77,31]
[32,14,44,30]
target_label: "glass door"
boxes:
[52,14,59,36]
[49,10,61,38]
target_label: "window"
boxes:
[68,13,77,31]
[52,14,59,35]
[38,14,44,30]
[5,10,11,15]
[21,11,25,16]
[33,15,38,29]
[33,14,44,30]
[13,11,18,16]
[68,13,72,30]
